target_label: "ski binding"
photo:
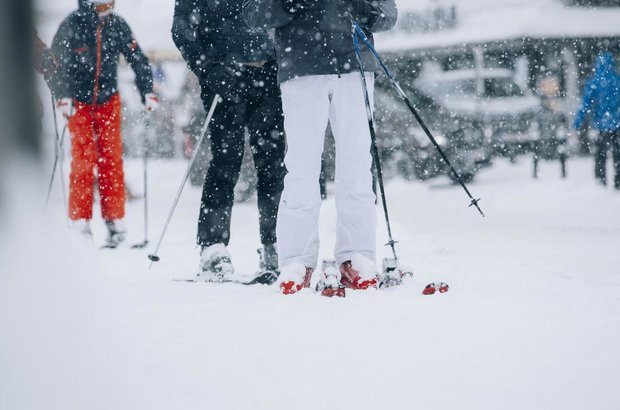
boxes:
[315,259,346,298]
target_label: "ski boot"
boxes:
[315,259,346,298]
[377,258,404,288]
[71,219,93,240]
[247,243,280,285]
[340,254,378,290]
[278,262,313,295]
[197,243,235,283]
[102,219,126,249]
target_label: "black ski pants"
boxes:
[594,131,620,189]
[197,62,286,247]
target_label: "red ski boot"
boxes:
[279,263,313,295]
[340,255,377,290]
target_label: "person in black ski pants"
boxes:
[172,0,286,283]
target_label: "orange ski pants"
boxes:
[67,93,125,221]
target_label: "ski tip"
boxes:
[422,282,449,295]
[148,254,160,262]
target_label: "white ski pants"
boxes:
[277,72,377,270]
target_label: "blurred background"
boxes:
[0,0,612,204]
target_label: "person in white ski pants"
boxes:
[243,0,397,294]
[277,72,377,278]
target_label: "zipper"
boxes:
[93,21,103,105]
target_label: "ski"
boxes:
[244,270,279,285]
[173,270,278,286]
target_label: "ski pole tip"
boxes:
[148,254,160,262]
[469,198,485,217]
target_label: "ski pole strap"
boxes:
[351,20,406,98]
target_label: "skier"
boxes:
[574,52,620,190]
[172,0,286,283]
[243,0,398,295]
[51,0,158,246]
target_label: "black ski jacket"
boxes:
[243,0,397,83]
[51,0,153,105]
[172,0,276,78]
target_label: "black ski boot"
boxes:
[247,243,280,285]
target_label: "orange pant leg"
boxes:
[68,101,97,221]
[94,93,125,221]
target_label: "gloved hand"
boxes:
[281,0,316,13]
[56,98,75,119]
[39,48,58,79]
[144,93,159,112]
[344,0,381,27]
[200,63,242,101]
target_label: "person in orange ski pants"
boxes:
[52,0,158,246]
[67,93,125,223]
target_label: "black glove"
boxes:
[281,0,316,14]
[198,63,241,101]
[345,0,381,27]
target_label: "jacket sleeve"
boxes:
[118,18,154,99]
[242,0,293,30]
[574,80,595,130]
[33,29,47,72]
[350,0,398,33]
[172,0,220,76]
[50,18,75,99]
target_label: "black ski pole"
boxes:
[351,20,485,217]
[148,94,221,267]
[132,112,150,249]
[44,93,69,215]
[352,27,398,261]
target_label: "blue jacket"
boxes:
[574,52,620,132]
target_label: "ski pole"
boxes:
[351,19,485,217]
[352,27,398,261]
[132,111,150,249]
[44,93,69,216]
[148,94,221,267]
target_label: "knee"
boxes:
[206,161,242,187]
[256,162,286,193]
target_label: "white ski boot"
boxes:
[315,259,346,298]
[197,243,236,283]
[377,258,402,288]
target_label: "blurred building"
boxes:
[378,0,620,117]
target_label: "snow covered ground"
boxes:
[2,154,620,410]
[5,1,617,409]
